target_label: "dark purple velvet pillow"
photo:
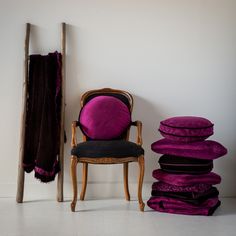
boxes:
[79,95,131,140]
[151,138,227,160]
[159,116,214,142]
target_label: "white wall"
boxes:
[0,0,235,200]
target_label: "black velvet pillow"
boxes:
[158,154,213,174]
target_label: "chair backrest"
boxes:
[79,88,134,141]
[81,88,133,111]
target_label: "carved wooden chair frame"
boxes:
[70,88,145,212]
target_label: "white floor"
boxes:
[0,198,236,236]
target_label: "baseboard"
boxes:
[0,182,152,200]
[1,182,235,201]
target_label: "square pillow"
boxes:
[151,138,227,160]
[159,116,214,142]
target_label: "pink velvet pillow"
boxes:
[151,138,227,160]
[79,96,131,140]
[159,116,214,142]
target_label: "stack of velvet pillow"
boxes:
[147,116,227,216]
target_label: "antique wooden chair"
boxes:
[70,88,145,212]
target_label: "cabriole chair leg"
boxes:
[70,156,78,212]
[138,155,145,211]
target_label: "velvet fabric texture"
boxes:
[147,196,221,216]
[79,96,131,140]
[151,139,227,160]
[152,169,221,186]
[71,140,144,158]
[151,187,219,205]
[158,154,213,174]
[152,182,212,193]
[159,116,214,142]
[23,52,62,182]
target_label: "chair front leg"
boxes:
[123,163,130,201]
[80,163,88,201]
[70,155,78,212]
[138,155,145,211]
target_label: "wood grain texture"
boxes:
[57,22,66,202]
[80,163,88,201]
[16,23,30,203]
[138,155,145,212]
[70,156,78,212]
[77,157,138,164]
[80,88,133,112]
[123,163,130,201]
[136,121,142,146]
[71,121,77,148]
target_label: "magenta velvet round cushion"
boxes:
[79,96,131,140]
[159,116,214,142]
[151,138,227,160]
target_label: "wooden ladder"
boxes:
[16,23,66,203]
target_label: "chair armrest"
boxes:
[71,121,79,148]
[131,120,143,146]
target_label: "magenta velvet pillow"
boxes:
[147,196,220,216]
[152,169,221,186]
[152,182,212,193]
[79,95,131,140]
[151,138,227,160]
[159,116,214,142]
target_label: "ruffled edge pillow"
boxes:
[79,95,131,140]
[151,138,227,160]
[159,116,214,142]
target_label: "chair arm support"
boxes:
[131,120,143,146]
[71,121,79,148]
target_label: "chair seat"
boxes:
[71,140,144,158]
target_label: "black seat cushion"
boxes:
[71,140,144,158]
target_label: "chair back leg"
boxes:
[138,155,145,211]
[123,163,130,201]
[80,163,88,200]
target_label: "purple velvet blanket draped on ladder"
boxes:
[23,52,62,182]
